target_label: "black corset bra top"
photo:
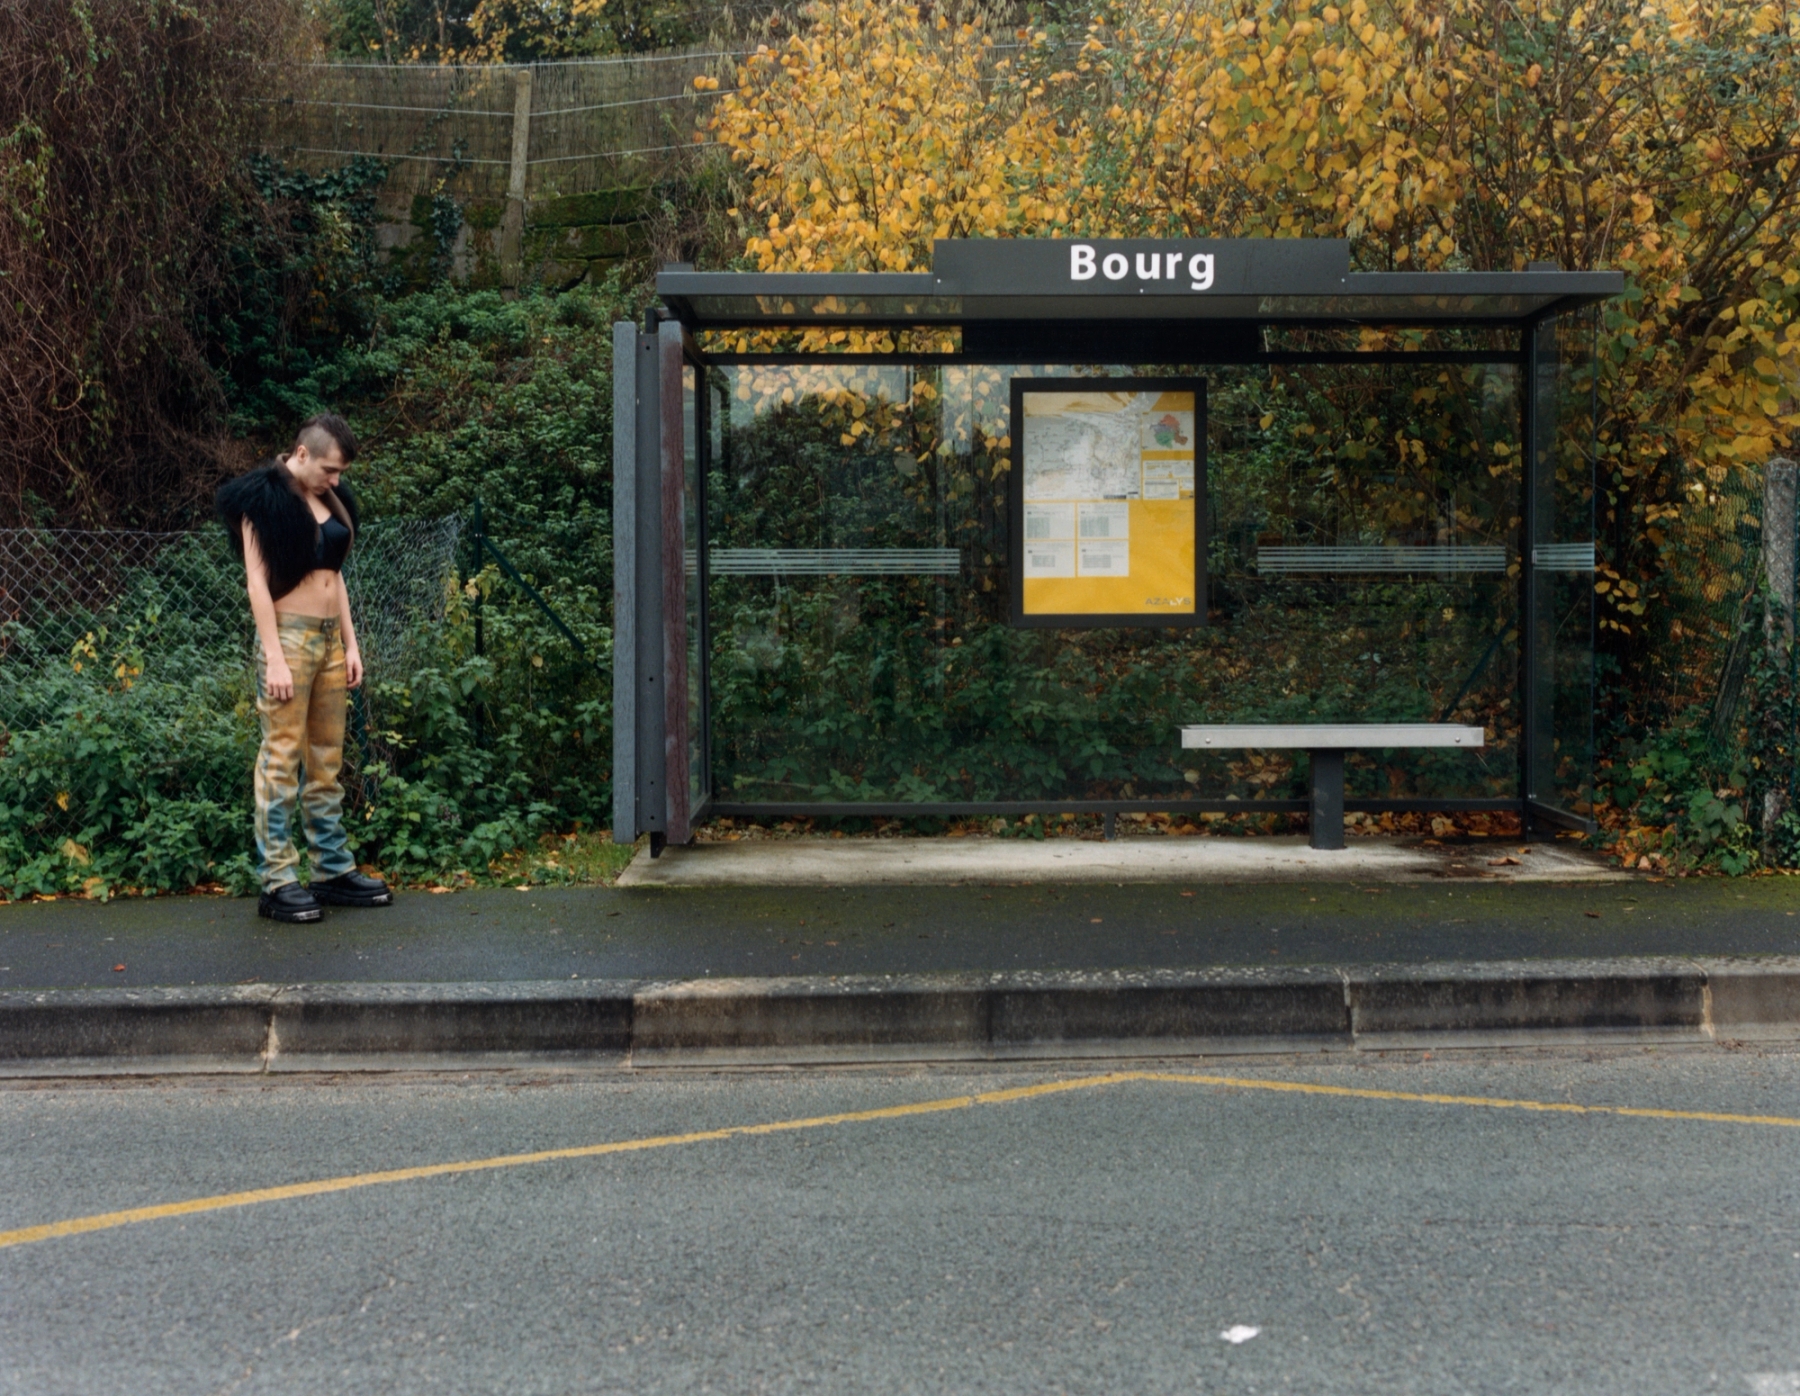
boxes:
[314,516,351,573]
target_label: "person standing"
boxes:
[217,414,394,923]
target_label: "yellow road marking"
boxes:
[3,1067,1797,1254]
[1139,1071,1800,1129]
[0,1071,1132,1252]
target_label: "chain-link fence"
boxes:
[263,50,737,212]
[0,519,462,881]
[1702,461,1799,826]
[1607,457,1800,868]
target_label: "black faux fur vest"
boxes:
[216,461,360,602]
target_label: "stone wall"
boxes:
[524,187,652,288]
[265,54,721,291]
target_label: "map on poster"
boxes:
[1021,392,1196,512]
[1017,386,1199,619]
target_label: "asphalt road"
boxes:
[3,1049,1799,1394]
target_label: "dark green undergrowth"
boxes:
[1596,604,1800,875]
[0,210,644,894]
[0,522,618,898]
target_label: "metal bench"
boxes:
[1180,724,1486,850]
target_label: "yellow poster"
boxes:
[1015,384,1202,622]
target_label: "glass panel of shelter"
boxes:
[1527,311,1599,828]
[698,349,1553,819]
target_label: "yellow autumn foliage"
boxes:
[438,0,614,63]
[711,0,1800,639]
[712,5,1087,270]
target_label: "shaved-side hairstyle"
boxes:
[293,413,358,464]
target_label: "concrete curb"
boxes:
[2,958,1797,1073]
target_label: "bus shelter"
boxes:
[612,239,1620,851]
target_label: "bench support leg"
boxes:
[1308,749,1345,850]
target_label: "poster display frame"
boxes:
[1008,375,1208,630]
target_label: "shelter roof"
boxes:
[657,238,1622,332]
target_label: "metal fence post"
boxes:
[468,498,486,750]
[1765,457,1797,832]
[469,498,486,659]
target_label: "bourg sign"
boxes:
[932,238,1352,298]
[1070,244,1219,290]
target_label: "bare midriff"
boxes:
[274,568,343,617]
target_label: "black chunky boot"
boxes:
[258,882,323,923]
[308,869,394,907]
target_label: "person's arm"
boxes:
[243,521,293,702]
[337,577,363,689]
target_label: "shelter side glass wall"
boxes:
[1529,312,1599,819]
[704,359,1524,809]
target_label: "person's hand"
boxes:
[264,655,295,703]
[345,647,363,689]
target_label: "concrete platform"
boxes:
[618,835,1626,888]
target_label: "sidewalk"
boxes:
[2,840,1797,1072]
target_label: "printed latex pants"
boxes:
[255,614,356,890]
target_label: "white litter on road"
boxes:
[1219,1325,1261,1345]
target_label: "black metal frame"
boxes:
[710,798,1521,818]
[1006,376,1208,630]
[615,243,1618,844]
[703,348,1520,367]
[688,350,714,834]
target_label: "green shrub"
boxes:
[0,631,259,898]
